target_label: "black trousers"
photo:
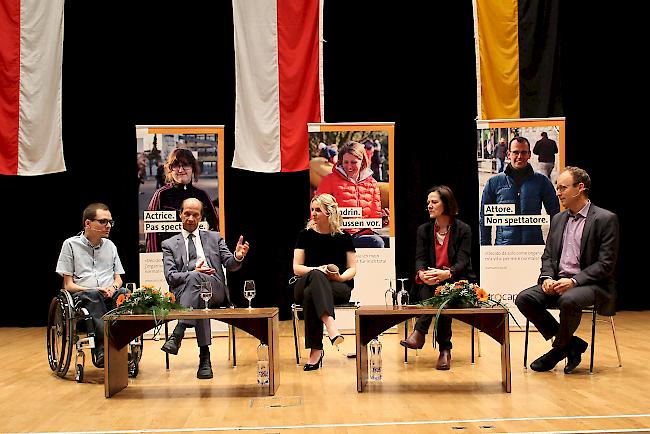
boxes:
[515,283,596,349]
[294,270,351,350]
[413,283,452,350]
[74,288,127,351]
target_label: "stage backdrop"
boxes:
[307,122,395,329]
[477,118,565,326]
[136,125,226,334]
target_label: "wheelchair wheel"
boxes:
[46,291,76,378]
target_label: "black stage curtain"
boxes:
[518,0,563,118]
[0,2,645,327]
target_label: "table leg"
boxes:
[104,325,128,398]
[501,313,511,393]
[268,314,280,396]
[356,314,367,392]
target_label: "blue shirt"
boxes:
[56,233,125,289]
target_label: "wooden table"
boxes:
[103,307,280,398]
[355,305,511,393]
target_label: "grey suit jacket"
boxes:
[538,203,619,315]
[162,230,242,303]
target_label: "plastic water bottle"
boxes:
[369,338,382,381]
[256,343,269,386]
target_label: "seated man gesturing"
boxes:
[160,198,249,379]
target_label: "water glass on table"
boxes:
[244,280,256,309]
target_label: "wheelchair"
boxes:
[47,289,143,382]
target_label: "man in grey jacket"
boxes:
[516,167,619,374]
[160,198,249,379]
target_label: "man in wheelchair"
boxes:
[55,203,126,368]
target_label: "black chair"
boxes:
[162,267,237,369]
[402,318,481,364]
[291,302,359,364]
[523,306,622,374]
[163,320,237,369]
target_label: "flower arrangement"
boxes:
[418,280,519,339]
[419,280,489,309]
[114,284,186,318]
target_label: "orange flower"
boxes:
[166,292,176,303]
[457,280,469,285]
[434,285,444,296]
[475,286,489,302]
[116,294,126,306]
[152,289,160,294]
[142,284,154,289]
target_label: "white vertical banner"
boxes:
[308,123,395,330]
[135,125,227,335]
[477,118,565,326]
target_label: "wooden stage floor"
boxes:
[1,310,649,433]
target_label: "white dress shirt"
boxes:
[181,228,209,268]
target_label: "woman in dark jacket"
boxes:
[400,185,476,370]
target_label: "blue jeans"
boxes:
[496,158,505,173]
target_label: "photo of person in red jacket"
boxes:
[315,142,387,248]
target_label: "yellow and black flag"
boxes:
[473,0,562,119]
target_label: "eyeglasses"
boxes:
[93,219,115,227]
[556,183,578,193]
[171,163,192,171]
[509,150,530,156]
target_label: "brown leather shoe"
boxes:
[436,349,451,370]
[400,329,425,349]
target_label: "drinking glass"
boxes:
[244,280,256,309]
[199,281,212,311]
[384,278,396,306]
[397,278,409,306]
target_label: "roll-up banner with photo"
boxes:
[308,123,395,328]
[477,118,565,326]
[136,125,226,334]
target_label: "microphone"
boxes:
[569,187,587,198]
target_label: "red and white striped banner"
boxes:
[0,0,65,176]
[232,0,324,173]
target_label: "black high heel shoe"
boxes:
[303,350,325,371]
[330,335,344,347]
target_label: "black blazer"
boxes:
[412,218,476,300]
[538,203,619,315]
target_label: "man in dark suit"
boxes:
[515,166,619,374]
[160,198,250,379]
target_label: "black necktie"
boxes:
[187,233,197,270]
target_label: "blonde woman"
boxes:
[293,194,357,370]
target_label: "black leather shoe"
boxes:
[436,349,451,370]
[303,350,324,371]
[530,347,566,372]
[197,356,213,379]
[161,335,182,355]
[564,336,588,374]
[92,349,105,368]
[400,329,425,349]
[329,335,344,347]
